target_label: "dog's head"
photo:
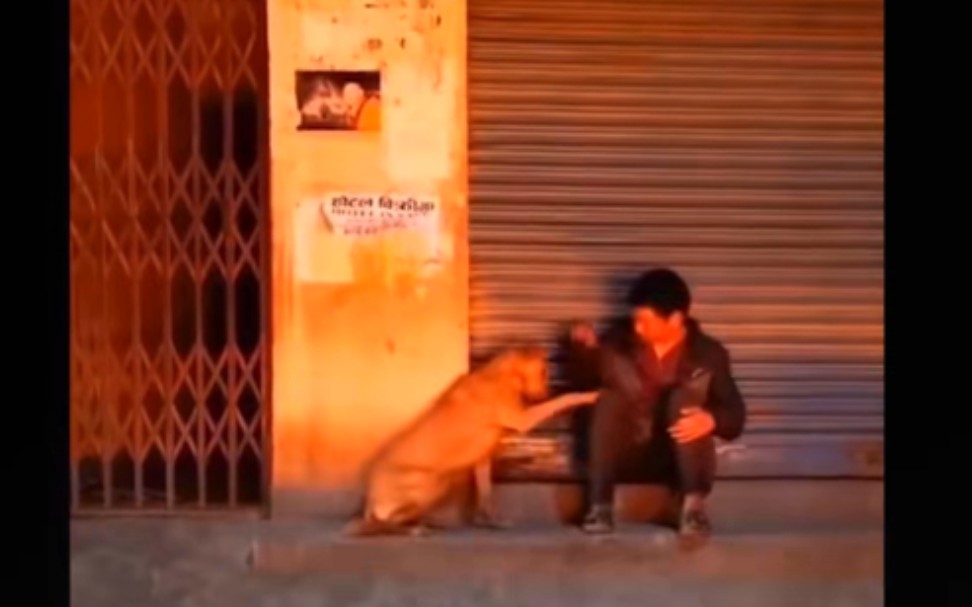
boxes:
[492,345,550,402]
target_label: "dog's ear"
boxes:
[514,344,547,363]
[511,345,548,390]
[508,344,546,370]
[491,344,546,387]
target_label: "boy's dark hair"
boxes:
[625,268,692,318]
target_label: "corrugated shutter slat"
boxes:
[469,0,884,478]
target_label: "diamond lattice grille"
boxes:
[70,0,268,511]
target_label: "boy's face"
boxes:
[632,306,685,345]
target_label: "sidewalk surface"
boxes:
[72,516,882,606]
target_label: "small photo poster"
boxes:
[295,70,382,132]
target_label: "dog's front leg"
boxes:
[502,391,600,434]
[470,458,510,529]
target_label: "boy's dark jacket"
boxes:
[564,316,747,441]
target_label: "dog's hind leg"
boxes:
[343,497,425,537]
[342,514,397,537]
[470,458,511,530]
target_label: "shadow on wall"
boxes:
[468,238,650,462]
[466,257,684,521]
[557,269,642,476]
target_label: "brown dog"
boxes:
[345,346,599,536]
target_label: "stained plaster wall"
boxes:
[267,0,468,513]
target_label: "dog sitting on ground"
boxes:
[345,345,600,536]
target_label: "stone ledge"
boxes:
[495,431,885,480]
[249,526,884,583]
[272,479,884,531]
[70,515,885,607]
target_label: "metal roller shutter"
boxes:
[469,0,884,479]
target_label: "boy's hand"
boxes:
[669,407,715,443]
[570,322,598,348]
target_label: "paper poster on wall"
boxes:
[295,70,382,132]
[297,193,446,284]
[318,192,441,238]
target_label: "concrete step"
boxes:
[70,490,885,607]
[251,524,883,577]
[487,480,884,531]
[248,481,884,605]
[249,526,883,606]
[274,480,885,533]
[251,481,883,605]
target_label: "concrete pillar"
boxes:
[267,0,468,515]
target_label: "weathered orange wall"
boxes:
[267,0,468,512]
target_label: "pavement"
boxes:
[71,514,883,607]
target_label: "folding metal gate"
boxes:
[69,0,270,512]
